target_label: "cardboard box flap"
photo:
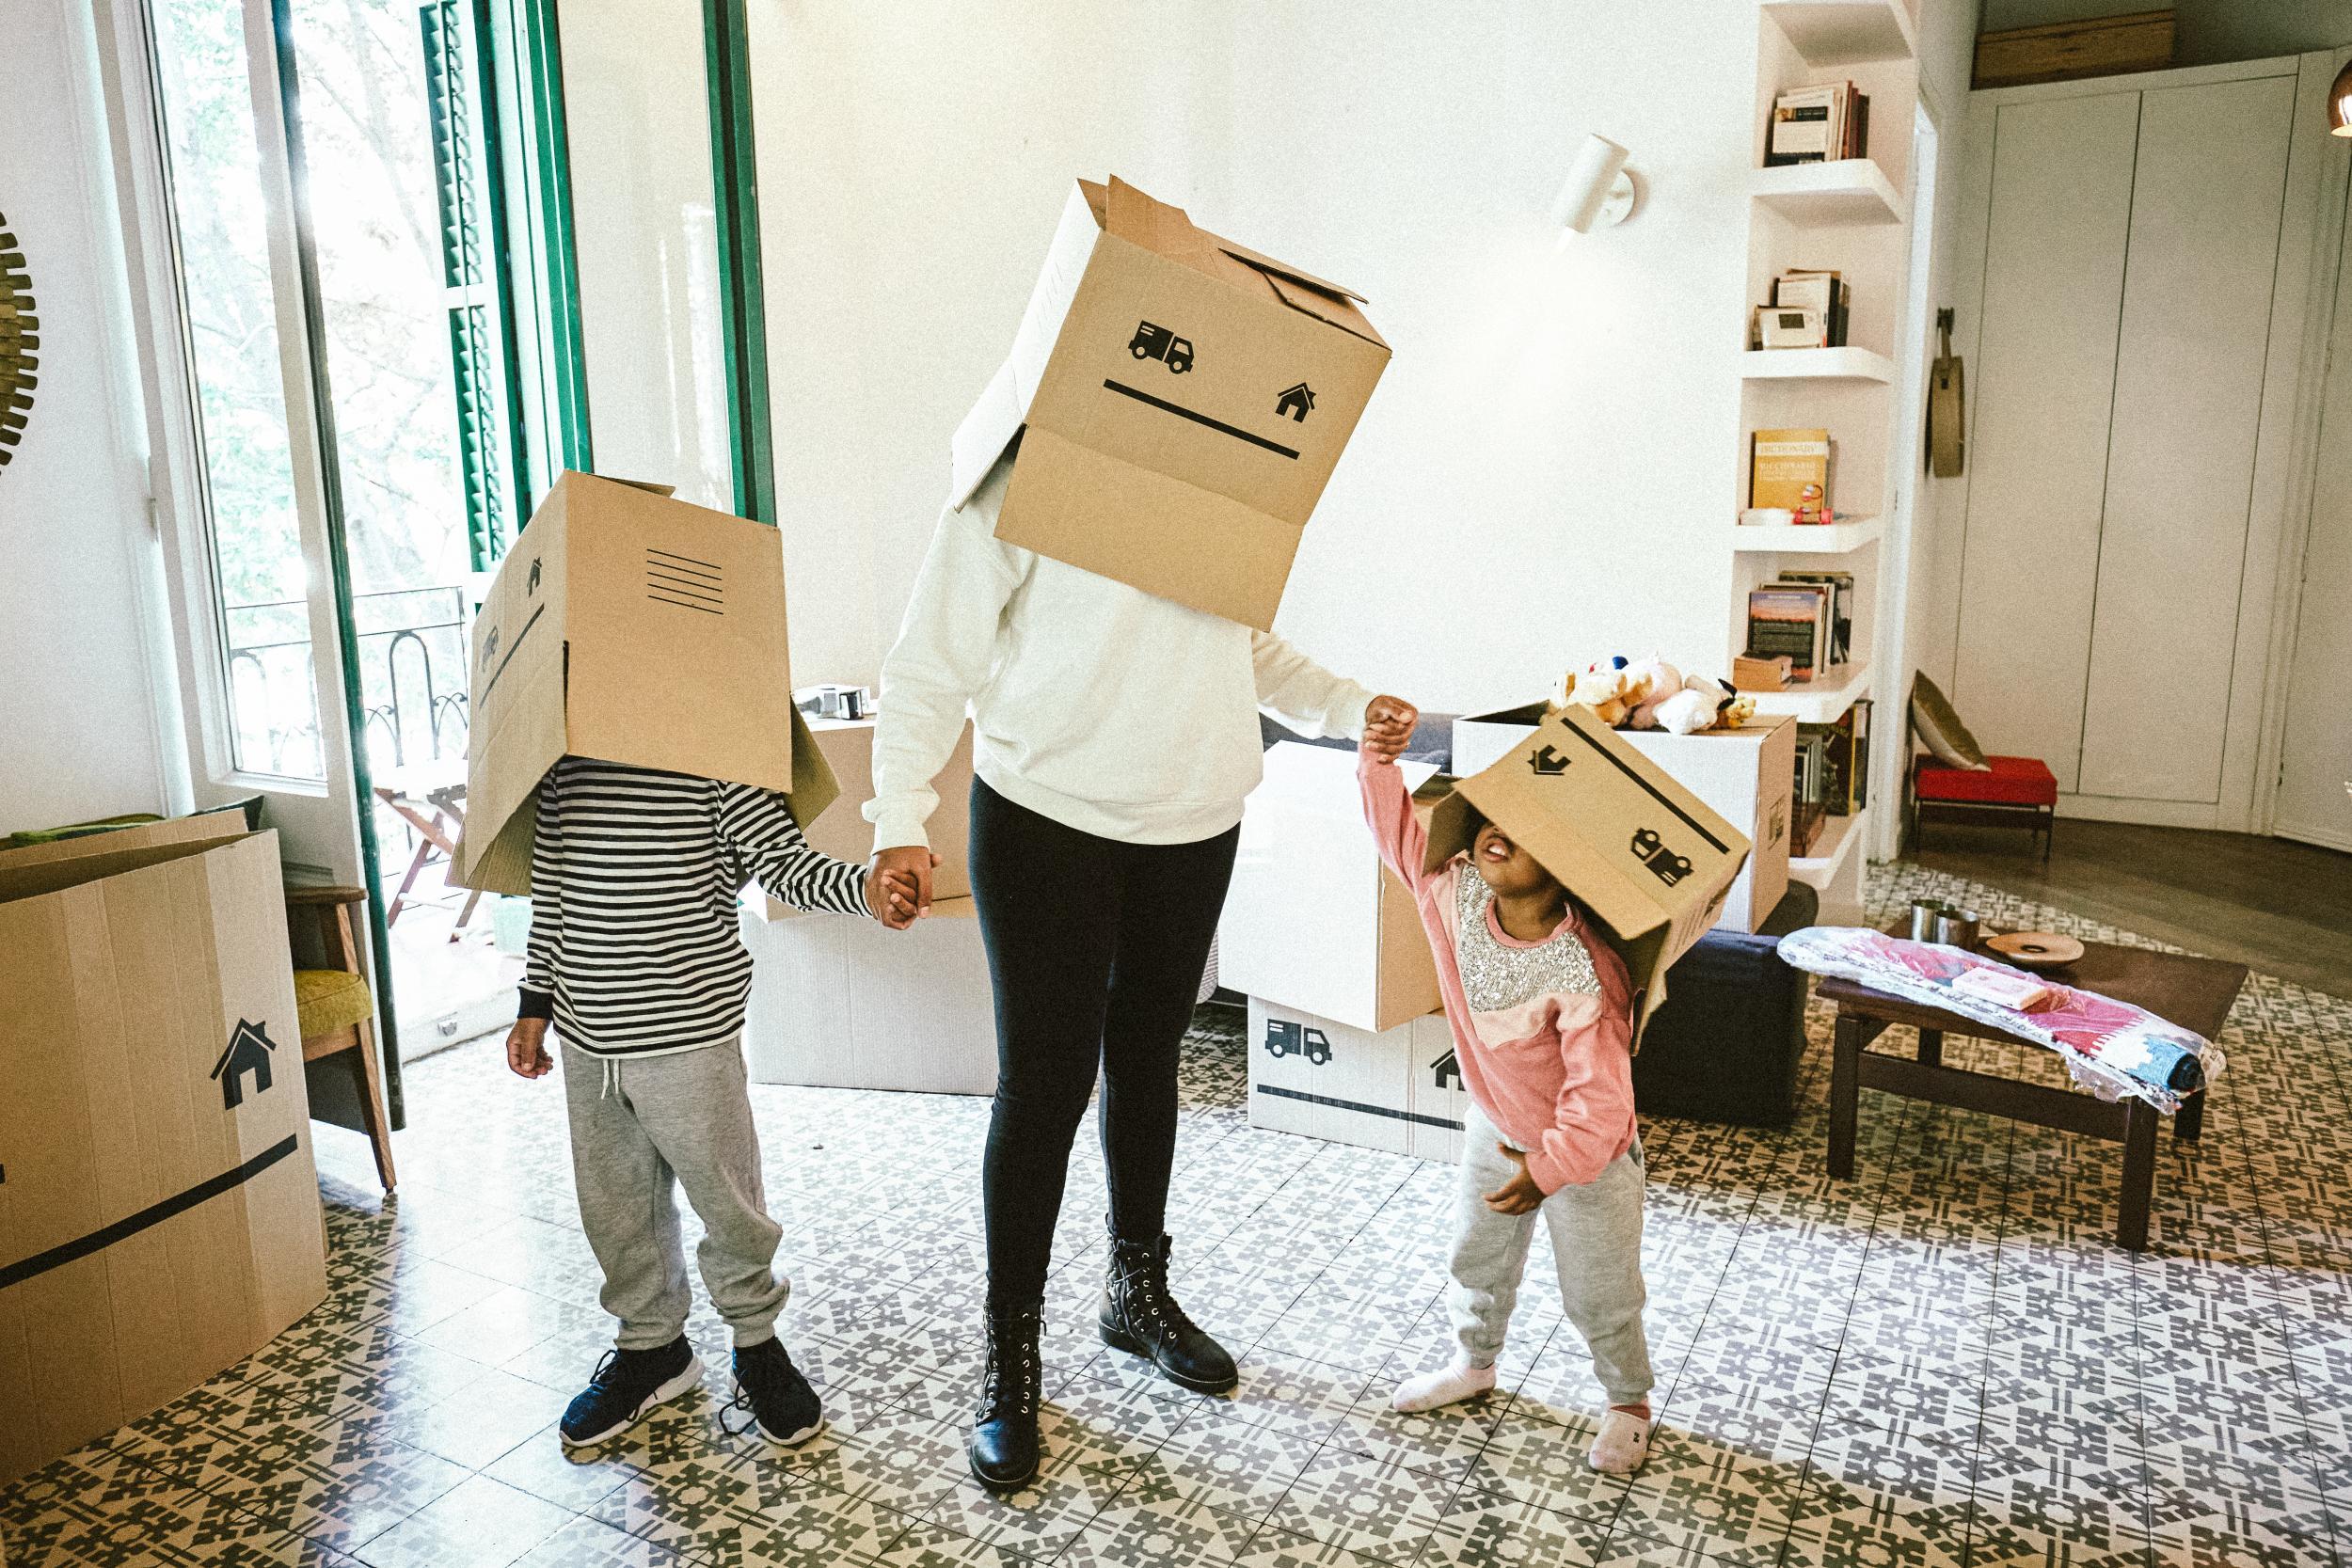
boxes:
[949,360,1025,512]
[0,832,256,906]
[1254,267,1388,349]
[1210,233,1368,305]
[1104,177,1244,289]
[605,476,676,498]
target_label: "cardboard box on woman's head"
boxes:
[951,175,1391,631]
[1425,706,1752,1043]
[454,471,839,896]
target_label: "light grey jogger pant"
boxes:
[563,1042,787,1351]
[1448,1101,1653,1406]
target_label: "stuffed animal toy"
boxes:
[1563,657,1634,726]
[1656,673,1756,735]
[1621,657,1685,730]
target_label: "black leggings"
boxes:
[968,778,1239,1308]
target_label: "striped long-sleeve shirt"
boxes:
[517,756,870,1056]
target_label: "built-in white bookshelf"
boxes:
[1752,159,1907,226]
[1749,662,1872,723]
[1761,0,1916,69]
[1733,515,1883,553]
[1740,346,1895,383]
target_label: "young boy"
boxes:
[505,756,923,1449]
[1357,732,1654,1476]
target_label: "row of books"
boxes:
[1746,571,1852,683]
[1754,269,1851,350]
[1789,700,1872,856]
[1766,81,1869,166]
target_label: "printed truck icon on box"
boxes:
[1629,827,1692,886]
[1128,320,1194,372]
[1263,1018,1333,1066]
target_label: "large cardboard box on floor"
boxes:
[758,714,974,921]
[1216,743,1443,1034]
[0,830,327,1485]
[1246,998,1463,1162]
[1453,703,1792,934]
[739,898,996,1095]
[952,176,1391,631]
[1431,707,1751,1040]
[454,471,837,896]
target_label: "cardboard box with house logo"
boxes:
[0,829,327,1484]
[952,176,1391,630]
[1246,997,1462,1162]
[1430,707,1751,1041]
[1453,703,1791,934]
[1216,743,1443,1034]
[454,471,838,897]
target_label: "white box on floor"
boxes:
[1217,743,1443,1033]
[1452,703,1794,933]
[1247,996,1459,1160]
[740,898,996,1095]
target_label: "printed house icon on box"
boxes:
[1276,382,1315,422]
[211,1019,279,1110]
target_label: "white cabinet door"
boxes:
[1951,93,2139,789]
[2077,75,2296,802]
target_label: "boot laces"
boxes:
[980,1315,1041,1418]
[1116,1243,1202,1341]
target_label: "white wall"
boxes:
[0,0,170,832]
[751,0,1771,713]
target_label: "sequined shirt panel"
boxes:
[1454,868,1603,1014]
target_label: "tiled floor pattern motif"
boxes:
[6,863,2351,1566]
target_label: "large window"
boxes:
[149,0,324,779]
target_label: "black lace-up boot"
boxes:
[1098,1221,1238,1394]
[969,1300,1044,1490]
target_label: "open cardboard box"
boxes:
[1430,706,1752,1041]
[953,176,1391,630]
[453,472,837,895]
[755,715,973,922]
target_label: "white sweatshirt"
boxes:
[866,458,1375,849]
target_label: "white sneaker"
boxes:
[1389,1356,1497,1413]
[1587,1406,1653,1475]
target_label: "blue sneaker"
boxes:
[559,1336,701,1448]
[726,1338,825,1446]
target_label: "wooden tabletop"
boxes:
[1815,929,2248,1047]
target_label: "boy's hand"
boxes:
[867,851,940,929]
[1482,1145,1545,1214]
[1361,694,1419,764]
[506,1018,553,1079]
[871,846,935,919]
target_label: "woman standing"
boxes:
[868,457,1416,1489]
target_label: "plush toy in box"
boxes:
[1561,656,1756,735]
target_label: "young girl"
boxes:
[1358,732,1654,1476]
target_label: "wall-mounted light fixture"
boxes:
[1552,135,1639,239]
[2329,57,2352,136]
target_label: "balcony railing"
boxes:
[225,585,472,778]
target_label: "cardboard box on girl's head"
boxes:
[453,471,840,896]
[950,175,1391,631]
[1424,706,1751,1043]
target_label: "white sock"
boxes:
[1389,1356,1496,1413]
[1587,1406,1652,1475]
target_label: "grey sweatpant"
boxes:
[562,1042,787,1351]
[1448,1101,1653,1406]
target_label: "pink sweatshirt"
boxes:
[1360,753,1638,1193]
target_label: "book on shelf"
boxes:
[1799,696,1874,816]
[1765,82,1869,166]
[1751,428,1832,514]
[1772,270,1849,347]
[1747,584,1830,681]
[1777,569,1853,667]
[1794,730,1831,815]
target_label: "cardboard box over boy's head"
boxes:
[951,176,1391,631]
[453,471,839,897]
[1425,706,1753,1042]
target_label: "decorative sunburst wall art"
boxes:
[0,214,37,469]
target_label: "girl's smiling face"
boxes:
[1471,820,1558,900]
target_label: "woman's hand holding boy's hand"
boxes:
[506,1018,552,1080]
[1360,694,1419,765]
[866,852,940,929]
[1482,1145,1545,1214]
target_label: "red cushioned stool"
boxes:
[1907,753,2057,861]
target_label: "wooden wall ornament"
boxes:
[1928,307,1964,478]
[0,214,35,469]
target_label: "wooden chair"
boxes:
[285,886,397,1191]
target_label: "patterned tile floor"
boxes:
[7,863,2352,1567]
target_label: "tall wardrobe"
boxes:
[1941,53,2345,834]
